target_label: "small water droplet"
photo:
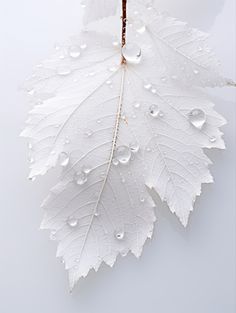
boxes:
[80,43,87,50]
[108,65,118,72]
[140,197,145,203]
[50,230,57,241]
[122,43,142,64]
[28,156,34,164]
[161,76,167,83]
[59,152,69,167]
[121,177,126,183]
[144,83,152,90]
[69,45,81,58]
[64,137,70,145]
[28,176,36,182]
[193,69,199,75]
[82,165,92,174]
[130,141,140,153]
[149,104,161,118]
[133,19,146,34]
[112,158,119,166]
[114,230,125,241]
[84,129,93,137]
[209,136,217,143]
[133,102,141,109]
[57,66,71,76]
[115,146,132,165]
[188,109,206,130]
[74,171,88,185]
[94,211,100,217]
[112,39,120,47]
[67,217,78,228]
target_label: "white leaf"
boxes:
[83,0,119,24]
[129,3,228,87]
[22,6,227,289]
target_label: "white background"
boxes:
[0,1,235,312]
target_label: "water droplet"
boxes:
[133,102,141,109]
[74,171,88,185]
[133,19,146,34]
[27,88,35,96]
[94,211,100,217]
[28,156,34,164]
[193,69,199,75]
[114,230,125,241]
[130,141,140,153]
[122,43,142,64]
[84,129,93,137]
[59,152,69,167]
[112,158,119,166]
[50,230,57,241]
[67,217,78,228]
[108,65,118,72]
[64,137,70,145]
[80,43,87,50]
[144,83,152,90]
[57,66,71,76]
[115,146,132,165]
[112,39,120,47]
[82,165,92,174]
[140,197,145,203]
[149,104,161,118]
[161,76,167,83]
[188,109,206,130]
[209,136,217,143]
[69,45,81,58]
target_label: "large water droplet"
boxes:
[67,217,78,228]
[122,43,142,64]
[59,152,69,167]
[74,172,88,185]
[115,146,132,165]
[188,109,206,130]
[114,230,125,241]
[69,45,81,58]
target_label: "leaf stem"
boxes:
[121,0,127,64]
